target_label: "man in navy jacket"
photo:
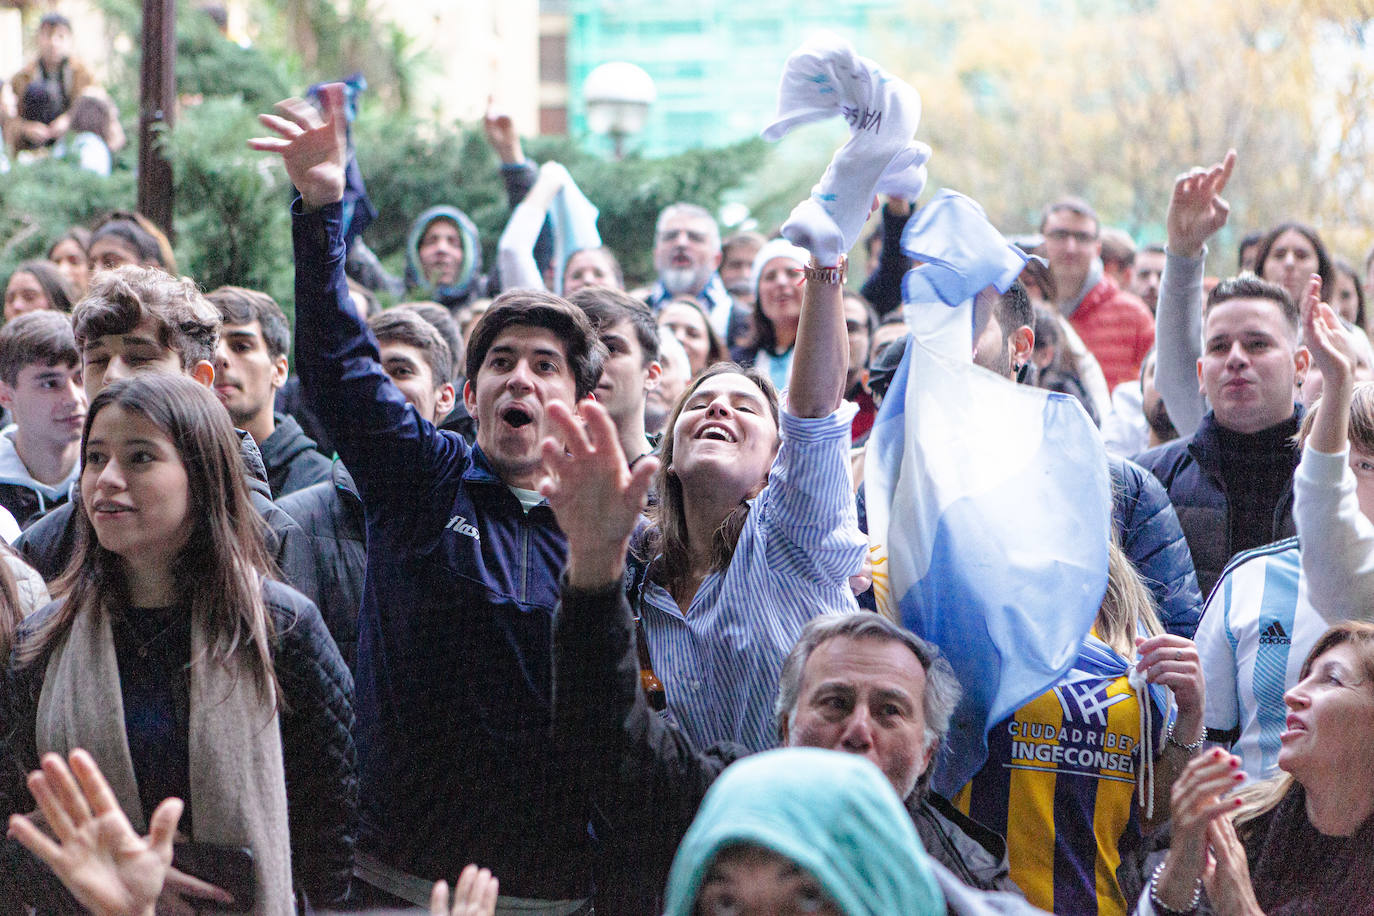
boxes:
[254,85,606,907]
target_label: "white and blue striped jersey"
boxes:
[1196,537,1327,779]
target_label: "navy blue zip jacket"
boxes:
[292,202,590,898]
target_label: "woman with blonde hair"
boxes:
[956,540,1206,916]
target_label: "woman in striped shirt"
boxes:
[629,252,867,752]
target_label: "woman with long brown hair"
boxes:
[0,374,354,914]
[628,249,864,754]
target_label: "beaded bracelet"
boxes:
[1149,861,1202,915]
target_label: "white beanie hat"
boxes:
[749,238,811,301]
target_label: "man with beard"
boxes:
[971,282,1035,379]
[1102,348,1179,457]
[645,203,738,343]
[1140,349,1179,448]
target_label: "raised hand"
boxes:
[430,864,499,916]
[248,82,348,211]
[6,750,194,916]
[539,400,658,589]
[1167,150,1237,259]
[1135,634,1206,745]
[1302,271,1358,455]
[1302,273,1353,393]
[482,95,523,165]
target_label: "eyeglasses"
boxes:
[1044,229,1098,244]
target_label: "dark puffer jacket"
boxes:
[259,412,334,499]
[1136,412,1298,599]
[276,460,365,671]
[1110,456,1203,639]
[0,580,356,911]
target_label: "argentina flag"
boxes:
[864,190,1111,797]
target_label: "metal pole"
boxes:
[137,0,176,240]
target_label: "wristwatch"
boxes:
[803,255,847,285]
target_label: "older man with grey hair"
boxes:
[545,397,1022,915]
[645,202,738,341]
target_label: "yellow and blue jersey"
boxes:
[955,637,1166,916]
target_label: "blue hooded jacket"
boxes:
[404,205,484,306]
[663,749,945,916]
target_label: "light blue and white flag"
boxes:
[865,190,1111,797]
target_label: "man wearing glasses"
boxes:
[1042,197,1156,389]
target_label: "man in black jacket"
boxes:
[208,285,332,498]
[1136,274,1309,595]
[542,399,1019,914]
[276,308,457,672]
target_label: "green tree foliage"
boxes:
[1,0,771,307]
[353,116,767,289]
[0,162,135,270]
[159,98,294,307]
[549,139,770,286]
[175,10,292,113]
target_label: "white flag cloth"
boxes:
[762,31,931,264]
[865,191,1111,796]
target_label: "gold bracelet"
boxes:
[803,255,847,286]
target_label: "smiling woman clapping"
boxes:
[1141,622,1374,916]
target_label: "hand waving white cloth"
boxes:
[762,31,931,264]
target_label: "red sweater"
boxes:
[1068,278,1155,391]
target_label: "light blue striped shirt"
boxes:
[1196,537,1327,779]
[636,404,866,752]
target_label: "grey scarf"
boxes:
[35,601,293,916]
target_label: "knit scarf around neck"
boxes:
[35,602,293,916]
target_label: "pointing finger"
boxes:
[1215,149,1237,192]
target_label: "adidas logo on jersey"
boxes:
[1259,621,1290,646]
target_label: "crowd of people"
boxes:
[2,13,123,174]
[0,22,1366,916]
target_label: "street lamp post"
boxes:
[583,61,655,160]
[137,0,176,240]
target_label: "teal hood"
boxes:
[404,205,482,306]
[662,749,946,916]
